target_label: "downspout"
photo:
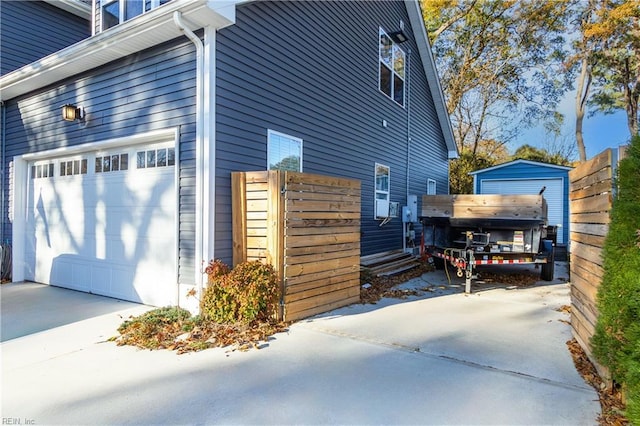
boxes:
[404,49,411,253]
[173,11,206,301]
[1,101,5,246]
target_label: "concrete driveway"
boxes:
[1,264,600,425]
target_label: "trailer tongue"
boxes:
[420,194,556,293]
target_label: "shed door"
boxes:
[25,143,177,306]
[481,178,564,243]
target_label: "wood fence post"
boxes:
[266,170,285,320]
[231,172,247,266]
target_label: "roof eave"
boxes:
[0,0,239,102]
[43,0,92,19]
[469,159,574,175]
[405,0,458,159]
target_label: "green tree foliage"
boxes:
[592,135,640,422]
[449,139,509,193]
[421,0,572,156]
[571,0,640,151]
[512,144,573,165]
[585,0,640,138]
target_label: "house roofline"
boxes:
[43,0,92,20]
[469,159,574,175]
[405,0,458,159]
[0,0,239,102]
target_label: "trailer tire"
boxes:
[540,250,555,281]
[433,257,445,270]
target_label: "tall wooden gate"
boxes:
[232,170,361,322]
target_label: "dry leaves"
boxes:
[566,339,628,426]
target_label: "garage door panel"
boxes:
[481,178,564,243]
[26,142,177,307]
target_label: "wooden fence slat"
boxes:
[285,265,360,286]
[285,278,360,302]
[286,218,360,228]
[569,179,613,201]
[570,192,612,214]
[286,199,361,212]
[285,171,361,188]
[571,242,604,266]
[569,149,612,183]
[286,182,361,196]
[286,248,361,266]
[286,232,360,248]
[285,242,360,257]
[286,225,361,236]
[570,167,612,191]
[570,231,606,247]
[285,191,360,202]
[286,272,360,295]
[285,211,361,220]
[571,222,609,236]
[286,255,361,277]
[570,212,610,225]
[284,287,361,318]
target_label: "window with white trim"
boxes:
[379,27,405,106]
[100,0,171,31]
[268,130,302,172]
[375,163,390,218]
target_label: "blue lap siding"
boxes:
[214,0,449,261]
[0,1,90,76]
[2,38,198,284]
[2,0,451,288]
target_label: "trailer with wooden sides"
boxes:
[420,194,556,293]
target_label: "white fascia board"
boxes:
[468,159,574,175]
[0,0,240,102]
[405,0,458,159]
[43,0,92,19]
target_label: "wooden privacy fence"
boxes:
[569,147,626,374]
[231,170,361,322]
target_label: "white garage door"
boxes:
[481,178,564,243]
[25,142,177,306]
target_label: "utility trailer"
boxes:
[420,194,556,293]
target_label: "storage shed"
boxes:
[470,160,572,245]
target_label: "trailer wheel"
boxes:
[540,249,555,281]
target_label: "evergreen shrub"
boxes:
[591,135,640,423]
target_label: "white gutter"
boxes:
[173,12,206,299]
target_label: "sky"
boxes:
[515,90,632,162]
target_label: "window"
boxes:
[136,148,175,169]
[379,28,405,106]
[375,163,390,218]
[101,0,168,31]
[31,163,55,179]
[59,159,88,177]
[268,130,302,172]
[96,153,129,173]
[427,179,437,195]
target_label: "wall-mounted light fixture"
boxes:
[388,30,409,44]
[62,104,85,122]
